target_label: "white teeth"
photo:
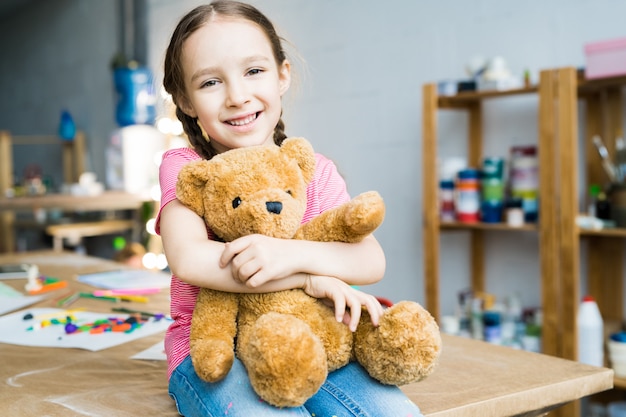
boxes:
[228,113,256,126]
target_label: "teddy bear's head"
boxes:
[176,138,316,242]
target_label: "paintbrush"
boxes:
[593,135,618,183]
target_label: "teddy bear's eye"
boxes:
[286,190,292,196]
[232,197,242,209]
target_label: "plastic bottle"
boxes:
[577,295,604,367]
[456,169,480,223]
[509,145,539,222]
[439,179,455,222]
[588,184,601,218]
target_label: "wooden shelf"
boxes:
[438,86,538,108]
[423,68,626,417]
[0,191,150,212]
[579,227,626,238]
[440,221,537,232]
[578,74,626,95]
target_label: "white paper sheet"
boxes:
[0,295,45,316]
[131,340,166,361]
[0,282,45,316]
[0,308,171,351]
[77,269,171,290]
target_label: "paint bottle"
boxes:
[481,157,505,223]
[577,295,604,367]
[510,146,539,222]
[505,198,525,227]
[483,310,502,345]
[456,169,480,223]
[439,179,455,222]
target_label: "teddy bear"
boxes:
[176,137,442,407]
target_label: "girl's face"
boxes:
[180,18,291,154]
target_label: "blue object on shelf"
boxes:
[481,200,503,223]
[58,110,76,141]
[113,67,156,127]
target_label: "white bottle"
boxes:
[577,295,604,367]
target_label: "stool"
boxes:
[46,219,136,252]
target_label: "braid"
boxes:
[274,117,287,146]
[177,108,216,160]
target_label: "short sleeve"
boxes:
[155,147,200,235]
[302,154,350,223]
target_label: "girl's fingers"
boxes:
[333,293,347,323]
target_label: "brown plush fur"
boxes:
[176,137,441,407]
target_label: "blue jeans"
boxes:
[169,355,424,417]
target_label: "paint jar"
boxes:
[439,179,455,222]
[510,146,539,222]
[505,198,525,227]
[483,310,502,345]
[482,156,505,181]
[455,169,480,223]
[481,157,505,223]
[481,199,503,223]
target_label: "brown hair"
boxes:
[163,1,288,160]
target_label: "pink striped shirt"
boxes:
[156,146,350,379]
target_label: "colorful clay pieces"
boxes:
[24,312,165,334]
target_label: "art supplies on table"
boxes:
[0,307,171,351]
[27,276,68,295]
[77,269,171,290]
[78,292,150,303]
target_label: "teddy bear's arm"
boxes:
[294,191,385,243]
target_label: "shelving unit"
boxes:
[422,67,626,417]
[421,81,553,338]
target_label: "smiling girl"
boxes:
[157,2,424,416]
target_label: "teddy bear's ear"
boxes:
[176,160,213,216]
[281,137,316,184]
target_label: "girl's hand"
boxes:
[302,275,384,331]
[219,234,298,287]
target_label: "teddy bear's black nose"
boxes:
[266,201,282,214]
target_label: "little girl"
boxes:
[157,1,424,416]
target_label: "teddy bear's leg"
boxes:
[190,289,239,382]
[294,191,385,243]
[238,312,328,408]
[353,301,442,385]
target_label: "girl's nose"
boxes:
[225,81,249,107]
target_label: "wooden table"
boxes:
[0,252,614,417]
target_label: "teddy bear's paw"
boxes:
[343,191,385,236]
[241,312,328,407]
[190,339,235,382]
[354,301,442,385]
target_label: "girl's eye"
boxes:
[201,79,219,88]
[247,68,263,76]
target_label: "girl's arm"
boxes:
[160,199,308,293]
[161,199,386,330]
[220,233,386,288]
